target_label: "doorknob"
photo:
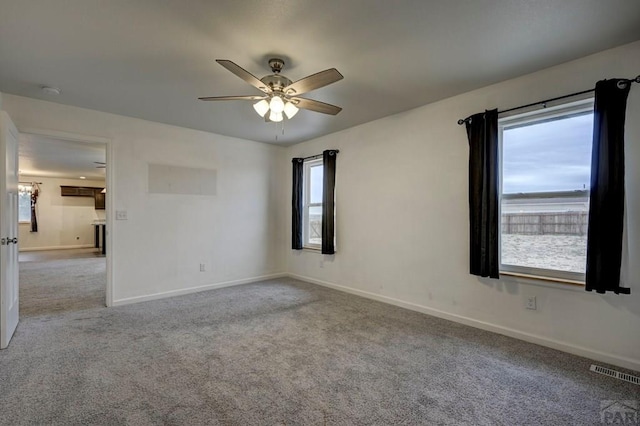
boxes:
[8,238,17,244]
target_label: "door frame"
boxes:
[18,127,114,307]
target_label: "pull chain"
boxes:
[274,117,286,142]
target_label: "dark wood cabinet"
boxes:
[60,185,105,209]
[94,189,105,210]
[61,186,100,196]
[60,186,76,196]
[61,186,90,196]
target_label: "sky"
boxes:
[502,113,593,194]
[310,164,323,203]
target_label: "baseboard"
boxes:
[112,273,287,307]
[288,273,640,372]
[19,244,95,252]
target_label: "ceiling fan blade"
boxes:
[216,60,270,93]
[291,97,342,115]
[198,95,267,101]
[285,68,343,96]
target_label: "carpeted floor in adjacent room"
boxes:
[18,250,106,317]
[1,257,638,425]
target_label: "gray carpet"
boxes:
[1,268,638,425]
[19,256,106,317]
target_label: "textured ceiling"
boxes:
[1,0,640,146]
[19,134,106,181]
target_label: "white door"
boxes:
[0,111,19,349]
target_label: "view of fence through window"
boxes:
[501,109,593,274]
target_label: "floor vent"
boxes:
[590,364,640,385]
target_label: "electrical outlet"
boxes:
[115,210,128,220]
[525,296,537,310]
[199,263,205,272]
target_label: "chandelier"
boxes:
[18,184,33,194]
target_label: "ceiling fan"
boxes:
[198,58,343,122]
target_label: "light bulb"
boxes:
[253,99,269,117]
[269,96,285,113]
[284,102,299,119]
[269,111,283,122]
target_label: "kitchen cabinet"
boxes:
[60,185,105,209]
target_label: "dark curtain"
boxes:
[586,79,631,294]
[321,150,338,255]
[466,109,499,278]
[291,158,304,250]
[30,184,39,233]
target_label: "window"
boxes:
[499,99,594,282]
[18,184,32,223]
[303,158,324,248]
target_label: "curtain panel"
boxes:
[586,79,631,294]
[30,184,39,233]
[321,150,337,255]
[466,109,499,279]
[291,158,304,250]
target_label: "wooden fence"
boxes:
[501,212,588,236]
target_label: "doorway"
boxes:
[17,129,112,318]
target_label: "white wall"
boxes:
[285,41,640,371]
[18,176,105,251]
[2,95,287,304]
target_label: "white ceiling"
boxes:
[1,0,639,146]
[19,133,106,181]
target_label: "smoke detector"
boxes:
[41,86,61,95]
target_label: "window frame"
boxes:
[18,183,33,224]
[498,98,594,283]
[302,158,323,250]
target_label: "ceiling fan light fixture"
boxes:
[269,110,283,122]
[269,95,285,113]
[199,58,344,125]
[253,99,269,117]
[284,102,299,119]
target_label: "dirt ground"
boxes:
[501,234,587,273]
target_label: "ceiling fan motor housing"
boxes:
[262,58,293,94]
[261,74,292,93]
[268,58,285,73]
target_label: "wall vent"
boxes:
[590,364,640,385]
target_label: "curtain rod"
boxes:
[457,75,640,125]
[301,150,340,161]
